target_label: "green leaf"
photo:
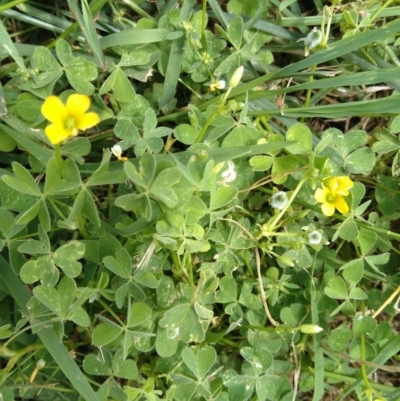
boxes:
[353,315,377,337]
[286,123,312,154]
[256,375,280,401]
[341,259,364,284]
[155,326,179,357]
[328,325,353,352]
[102,248,132,278]
[249,155,273,171]
[124,153,155,189]
[159,303,205,343]
[113,349,138,379]
[210,186,237,210]
[150,168,181,207]
[92,321,123,347]
[127,302,152,327]
[115,193,153,221]
[174,124,199,145]
[240,346,273,373]
[334,217,359,242]
[345,147,375,174]
[3,162,41,196]
[0,255,102,401]
[55,38,72,65]
[358,229,377,255]
[99,67,136,102]
[53,241,85,277]
[324,276,348,300]
[83,352,112,376]
[44,157,81,196]
[114,119,141,147]
[222,126,262,147]
[216,277,237,303]
[349,287,368,300]
[15,199,41,226]
[181,345,217,380]
[65,59,98,95]
[227,16,243,49]
[271,155,298,184]
[0,127,17,152]
[16,94,42,123]
[20,260,43,285]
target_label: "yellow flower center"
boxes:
[64,116,77,130]
[326,193,336,204]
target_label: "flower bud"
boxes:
[229,66,244,88]
[271,191,288,210]
[299,324,323,334]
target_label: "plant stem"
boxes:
[267,177,307,231]
[54,144,63,176]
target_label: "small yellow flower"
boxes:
[314,186,350,216]
[41,94,100,145]
[325,176,354,196]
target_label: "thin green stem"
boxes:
[201,0,208,51]
[268,177,307,231]
[194,109,219,143]
[360,302,373,393]
[302,64,316,120]
[370,0,395,24]
[188,257,195,301]
[96,298,124,326]
[54,144,63,176]
[47,197,66,220]
[170,251,182,278]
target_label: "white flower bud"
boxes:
[271,191,288,210]
[229,66,244,88]
[308,230,322,245]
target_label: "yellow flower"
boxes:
[41,94,100,145]
[314,186,350,216]
[325,176,354,196]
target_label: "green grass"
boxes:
[0,1,399,401]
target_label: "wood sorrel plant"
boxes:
[0,1,400,401]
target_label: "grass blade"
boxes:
[66,0,106,69]
[160,0,195,108]
[0,20,27,72]
[99,28,170,47]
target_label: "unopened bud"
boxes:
[229,66,244,88]
[299,324,323,334]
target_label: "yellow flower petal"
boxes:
[45,124,72,145]
[66,94,91,117]
[326,176,354,196]
[76,112,100,130]
[334,196,350,214]
[41,96,67,124]
[321,203,335,216]
[314,187,327,203]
